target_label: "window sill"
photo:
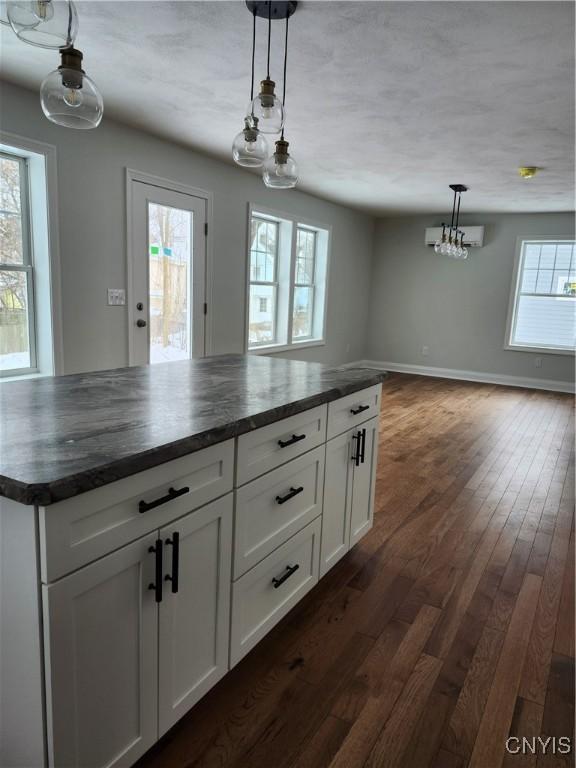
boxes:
[249,339,326,355]
[504,343,575,357]
[0,370,49,383]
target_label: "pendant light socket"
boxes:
[59,45,83,89]
[274,137,290,162]
[259,77,276,108]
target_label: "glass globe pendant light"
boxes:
[263,137,298,188]
[262,8,299,189]
[232,7,268,167]
[7,0,78,49]
[232,116,269,167]
[246,1,285,134]
[40,46,103,129]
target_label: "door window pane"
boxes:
[0,269,31,371]
[148,203,192,364]
[293,286,313,339]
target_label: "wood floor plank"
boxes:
[502,697,544,768]
[469,573,543,768]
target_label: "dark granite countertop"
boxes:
[1,354,386,506]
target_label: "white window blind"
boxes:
[509,239,576,353]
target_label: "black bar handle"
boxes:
[350,404,370,415]
[275,486,304,505]
[352,431,362,467]
[278,433,306,448]
[272,563,300,588]
[148,538,163,603]
[360,427,367,464]
[165,532,179,594]
[139,486,189,514]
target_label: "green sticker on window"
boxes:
[150,245,159,255]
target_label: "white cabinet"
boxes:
[158,495,232,735]
[43,495,233,766]
[43,533,159,768]
[350,417,379,546]
[320,416,379,576]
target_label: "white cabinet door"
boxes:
[350,416,379,546]
[158,494,232,736]
[320,431,353,577]
[43,533,158,768]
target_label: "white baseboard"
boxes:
[343,359,575,395]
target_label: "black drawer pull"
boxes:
[139,486,189,513]
[165,532,179,594]
[275,486,304,505]
[360,427,367,464]
[148,538,163,603]
[352,431,362,466]
[272,563,300,588]
[350,404,370,415]
[278,433,306,448]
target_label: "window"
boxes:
[507,238,576,353]
[247,208,329,351]
[249,217,278,346]
[0,152,36,374]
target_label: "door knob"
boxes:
[136,319,147,328]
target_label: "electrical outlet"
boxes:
[421,345,429,356]
[534,356,542,368]
[107,289,126,306]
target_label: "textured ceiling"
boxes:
[1,1,574,214]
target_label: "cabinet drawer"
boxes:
[236,405,326,485]
[40,440,234,582]
[230,518,320,666]
[234,446,324,579]
[327,385,381,440]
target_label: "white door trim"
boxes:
[125,168,214,364]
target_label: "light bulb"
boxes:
[62,86,82,107]
[460,247,468,260]
[33,0,53,21]
[434,241,442,254]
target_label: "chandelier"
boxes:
[435,185,469,260]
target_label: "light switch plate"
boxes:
[107,289,126,306]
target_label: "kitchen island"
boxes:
[0,355,385,768]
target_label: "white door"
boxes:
[129,180,207,366]
[43,533,159,768]
[349,416,379,546]
[320,431,353,577]
[158,494,233,736]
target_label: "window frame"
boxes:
[245,204,330,354]
[0,151,38,376]
[248,215,280,348]
[505,235,576,356]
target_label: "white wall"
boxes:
[0,82,375,374]
[367,213,575,386]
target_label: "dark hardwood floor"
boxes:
[137,374,575,768]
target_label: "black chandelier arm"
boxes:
[280,13,289,139]
[66,1,73,47]
[454,192,462,231]
[449,187,457,230]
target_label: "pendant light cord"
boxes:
[250,7,256,102]
[66,0,73,47]
[280,13,289,139]
[266,1,271,80]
